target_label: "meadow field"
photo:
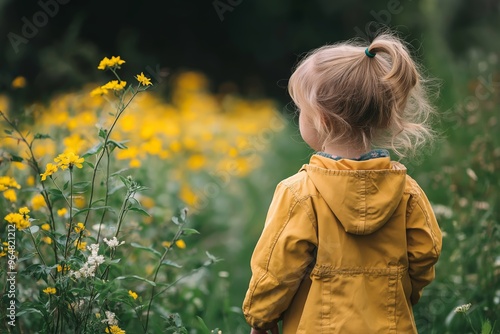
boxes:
[1,41,499,334]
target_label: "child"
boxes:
[242,32,442,333]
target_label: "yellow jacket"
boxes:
[243,155,442,333]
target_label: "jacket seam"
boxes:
[245,191,301,322]
[282,179,318,230]
[415,200,440,256]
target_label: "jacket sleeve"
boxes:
[242,181,318,330]
[406,187,442,305]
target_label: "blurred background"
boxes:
[1,0,499,333]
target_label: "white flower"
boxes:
[87,243,100,254]
[454,303,472,313]
[101,311,118,325]
[103,237,125,249]
[70,243,104,279]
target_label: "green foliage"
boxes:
[0,62,217,333]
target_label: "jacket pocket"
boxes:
[308,265,412,333]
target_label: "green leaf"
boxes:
[10,154,24,163]
[4,129,13,135]
[111,168,130,177]
[48,188,63,196]
[161,259,182,268]
[172,313,183,328]
[196,316,211,334]
[181,228,199,236]
[205,251,221,265]
[34,133,51,140]
[17,252,36,263]
[482,319,493,334]
[23,263,52,281]
[118,175,131,188]
[115,275,156,286]
[108,183,125,195]
[84,161,95,169]
[73,181,91,189]
[83,142,104,157]
[106,258,121,264]
[47,188,64,201]
[171,216,180,225]
[16,308,44,317]
[128,207,150,216]
[107,139,128,150]
[130,242,162,258]
[63,180,69,191]
[29,225,40,234]
[98,128,107,139]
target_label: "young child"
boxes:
[242,32,442,333]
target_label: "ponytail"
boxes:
[288,31,437,158]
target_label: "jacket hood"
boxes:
[302,155,407,235]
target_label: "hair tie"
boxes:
[365,48,376,58]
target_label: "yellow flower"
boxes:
[74,222,85,233]
[139,196,155,209]
[101,80,127,91]
[110,56,125,66]
[57,264,70,272]
[75,240,87,251]
[31,194,46,211]
[4,212,30,230]
[27,175,35,186]
[73,196,86,208]
[40,162,58,181]
[135,72,152,86]
[97,57,111,70]
[54,152,84,170]
[5,207,31,230]
[180,186,197,206]
[97,56,125,70]
[0,176,21,191]
[42,236,52,244]
[162,241,172,248]
[105,325,126,334]
[41,223,51,231]
[128,290,138,300]
[11,76,26,89]
[12,161,26,170]
[129,159,141,168]
[90,86,108,97]
[175,240,186,249]
[63,134,87,153]
[43,287,56,295]
[57,208,67,217]
[3,189,17,202]
[187,154,206,170]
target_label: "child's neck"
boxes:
[322,144,369,160]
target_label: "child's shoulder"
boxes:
[278,168,320,200]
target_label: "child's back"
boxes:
[243,31,442,333]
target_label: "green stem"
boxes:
[95,148,111,244]
[49,176,72,208]
[82,89,138,230]
[28,230,55,281]
[63,169,74,259]
[113,188,135,239]
[465,314,478,334]
[144,221,185,332]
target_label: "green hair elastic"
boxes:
[365,48,376,58]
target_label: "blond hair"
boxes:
[288,32,436,158]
